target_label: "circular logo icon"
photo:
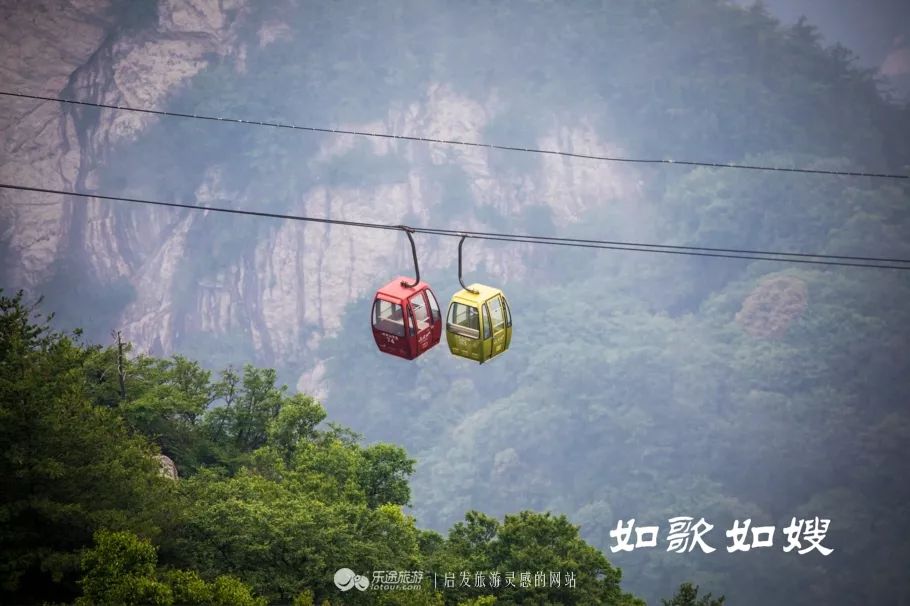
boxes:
[334,568,370,591]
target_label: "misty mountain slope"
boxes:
[3,0,648,377]
[2,1,910,605]
[4,0,907,375]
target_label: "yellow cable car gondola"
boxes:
[446,236,512,363]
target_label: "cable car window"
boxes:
[372,299,405,337]
[408,306,417,336]
[410,294,431,331]
[447,302,480,339]
[503,297,512,327]
[488,296,504,331]
[482,304,492,339]
[426,289,440,323]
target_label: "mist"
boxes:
[1,1,909,604]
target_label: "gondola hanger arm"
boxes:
[458,235,480,295]
[399,226,420,288]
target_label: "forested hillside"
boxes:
[1,1,909,605]
[1,291,649,605]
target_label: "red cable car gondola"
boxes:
[371,229,442,360]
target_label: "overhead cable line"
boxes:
[418,229,910,269]
[415,226,910,264]
[2,182,909,271]
[2,90,907,181]
[0,183,402,233]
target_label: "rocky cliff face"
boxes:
[0,1,639,396]
[1,0,247,287]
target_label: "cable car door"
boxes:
[426,289,442,344]
[447,301,482,361]
[503,296,512,349]
[481,303,493,361]
[372,297,409,358]
[487,295,507,357]
[409,292,435,356]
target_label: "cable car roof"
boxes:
[375,277,433,299]
[451,283,504,304]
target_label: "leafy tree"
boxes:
[76,530,172,606]
[429,510,644,606]
[204,365,286,459]
[170,469,422,602]
[118,355,215,468]
[358,443,416,508]
[76,530,265,606]
[268,393,327,459]
[662,582,725,606]
[0,291,174,604]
